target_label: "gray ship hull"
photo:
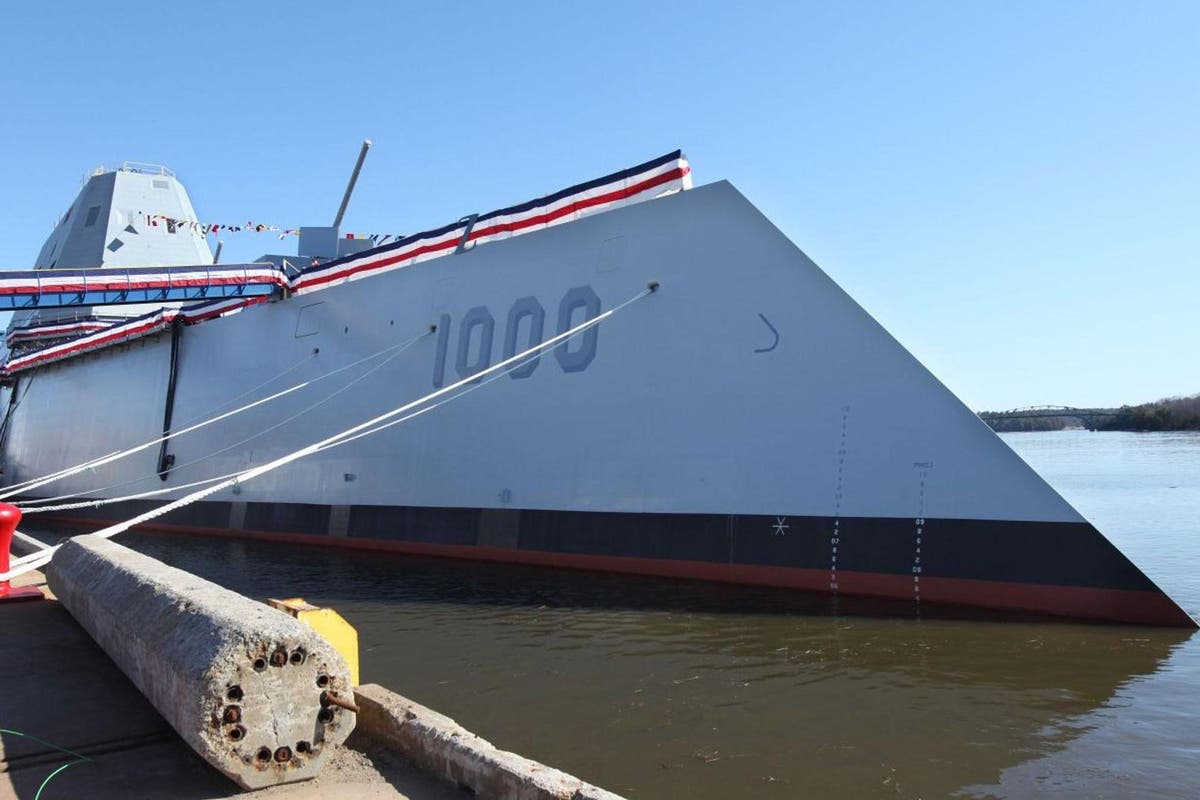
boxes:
[4,180,1192,626]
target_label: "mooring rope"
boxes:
[319,337,531,451]
[0,351,319,500]
[21,299,618,517]
[3,385,309,502]
[1,284,654,582]
[19,323,422,512]
[178,349,317,421]
[10,330,430,506]
[9,341,540,559]
[18,471,241,516]
[22,308,585,515]
[6,467,237,571]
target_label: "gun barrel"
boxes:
[333,140,372,228]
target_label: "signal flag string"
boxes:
[1,283,656,582]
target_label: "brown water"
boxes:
[26,431,1200,798]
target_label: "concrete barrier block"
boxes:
[48,536,355,790]
[355,683,626,800]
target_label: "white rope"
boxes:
[7,550,53,570]
[0,450,122,498]
[2,286,652,581]
[2,385,308,501]
[13,331,429,507]
[4,531,54,570]
[319,340,530,451]
[19,469,242,514]
[3,335,425,501]
[27,309,595,513]
[0,352,317,499]
[179,350,316,421]
[13,530,52,550]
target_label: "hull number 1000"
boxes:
[432,285,601,388]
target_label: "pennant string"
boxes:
[133,211,401,243]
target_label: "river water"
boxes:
[26,431,1200,798]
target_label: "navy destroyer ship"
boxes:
[1,149,1192,627]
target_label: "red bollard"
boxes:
[0,502,45,602]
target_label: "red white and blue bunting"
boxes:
[0,263,289,299]
[3,151,691,375]
[4,297,271,373]
[6,315,119,346]
[292,150,691,294]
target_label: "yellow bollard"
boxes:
[267,598,360,686]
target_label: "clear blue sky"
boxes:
[1,1,1196,410]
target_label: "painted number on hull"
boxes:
[432,286,602,388]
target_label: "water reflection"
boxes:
[29,527,1190,799]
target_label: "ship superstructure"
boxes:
[22,164,211,315]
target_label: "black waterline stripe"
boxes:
[32,499,1157,593]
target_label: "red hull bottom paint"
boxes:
[46,514,1196,628]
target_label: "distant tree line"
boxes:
[978,393,1200,433]
[1097,394,1200,432]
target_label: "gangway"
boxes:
[0,263,289,310]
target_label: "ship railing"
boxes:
[120,162,175,177]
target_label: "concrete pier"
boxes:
[356,686,623,800]
[0,586,463,799]
[2,551,627,800]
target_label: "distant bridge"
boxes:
[981,405,1119,430]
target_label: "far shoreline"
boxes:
[980,394,1200,433]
